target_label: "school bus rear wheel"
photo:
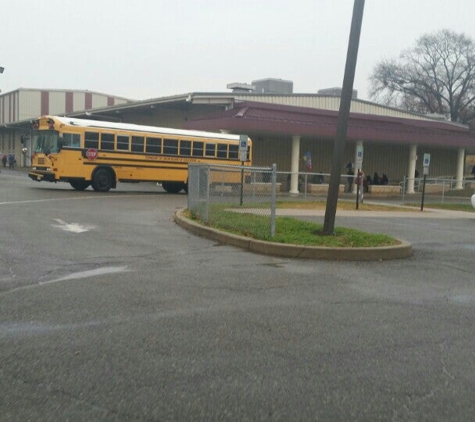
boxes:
[162,182,185,193]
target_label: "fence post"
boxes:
[220,169,225,197]
[303,173,308,201]
[270,164,277,238]
[401,176,406,203]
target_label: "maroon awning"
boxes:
[184,101,475,148]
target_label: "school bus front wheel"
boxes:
[92,168,115,192]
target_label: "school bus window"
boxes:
[217,144,227,158]
[180,140,191,156]
[131,136,144,152]
[85,132,99,149]
[146,137,161,153]
[164,139,178,155]
[101,133,115,150]
[205,143,216,157]
[229,144,239,159]
[117,135,129,151]
[63,133,80,148]
[192,141,203,157]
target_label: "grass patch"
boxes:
[276,200,413,212]
[186,208,399,248]
[403,203,475,212]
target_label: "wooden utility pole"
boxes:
[322,0,365,235]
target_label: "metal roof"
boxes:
[182,101,475,149]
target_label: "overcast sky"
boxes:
[2,0,475,102]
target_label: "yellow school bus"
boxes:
[28,116,252,192]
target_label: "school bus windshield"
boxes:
[33,131,60,154]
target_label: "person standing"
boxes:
[346,162,354,192]
[8,152,15,170]
[356,169,364,203]
[1,153,6,168]
[373,172,381,185]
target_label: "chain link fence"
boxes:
[188,165,474,235]
[400,176,475,204]
[188,163,278,238]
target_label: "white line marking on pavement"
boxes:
[52,218,94,233]
[0,196,102,205]
[1,266,130,296]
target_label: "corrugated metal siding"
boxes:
[251,135,460,183]
[1,96,4,123]
[0,89,131,122]
[232,94,434,121]
[18,90,41,121]
[73,92,85,112]
[420,147,458,177]
[121,105,225,129]
[49,91,66,115]
[121,110,186,128]
[115,98,128,106]
[0,91,20,124]
[300,139,334,173]
[253,137,291,171]
[92,94,108,109]
[360,143,409,181]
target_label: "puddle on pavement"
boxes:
[449,295,474,304]
[460,244,475,251]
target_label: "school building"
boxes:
[2,78,475,194]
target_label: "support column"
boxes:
[407,144,417,194]
[456,147,465,189]
[290,135,301,194]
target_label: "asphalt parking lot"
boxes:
[1,169,475,421]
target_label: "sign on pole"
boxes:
[356,145,364,169]
[421,153,431,211]
[423,153,431,176]
[239,135,248,162]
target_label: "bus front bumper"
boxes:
[28,171,56,183]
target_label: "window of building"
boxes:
[164,138,178,155]
[131,136,144,152]
[101,133,115,150]
[85,132,99,149]
[146,137,162,153]
[117,135,130,151]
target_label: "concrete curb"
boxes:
[174,209,413,261]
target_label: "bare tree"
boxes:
[369,30,475,125]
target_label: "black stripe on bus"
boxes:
[68,147,243,162]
